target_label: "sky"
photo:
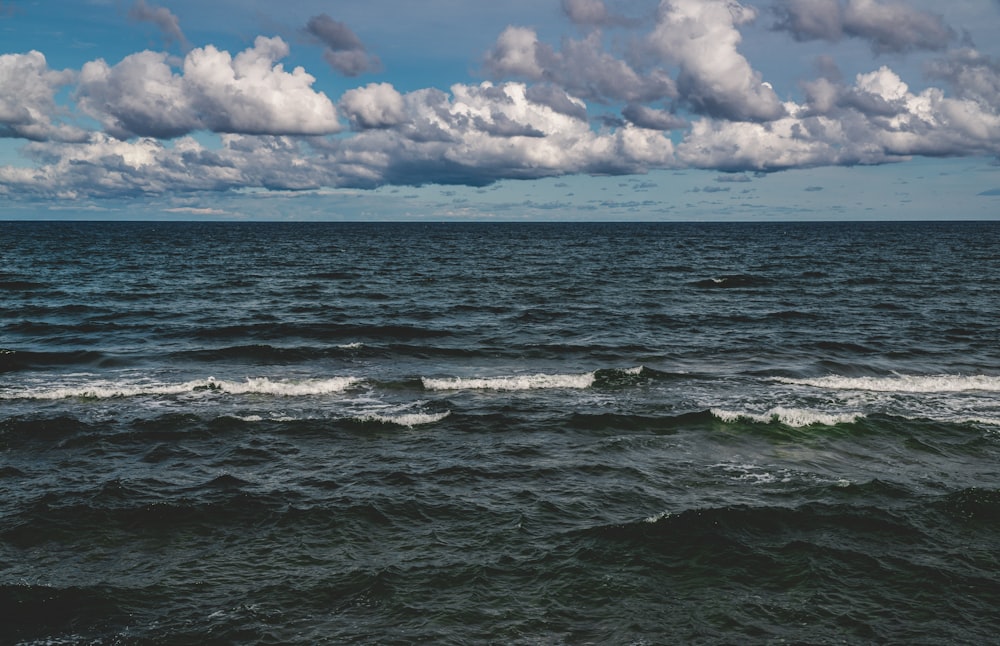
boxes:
[1,0,999,221]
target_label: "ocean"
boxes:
[2,221,999,644]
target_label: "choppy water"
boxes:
[2,221,999,644]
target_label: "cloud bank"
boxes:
[1,0,999,201]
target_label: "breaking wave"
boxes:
[776,374,1000,393]
[710,407,865,427]
[420,367,654,391]
[0,376,360,400]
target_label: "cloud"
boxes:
[926,48,1000,106]
[648,0,786,122]
[679,60,1000,172]
[773,0,954,54]
[341,82,407,129]
[76,36,342,138]
[128,0,188,49]
[622,104,686,130]
[2,81,676,198]
[304,14,381,76]
[561,0,638,28]
[484,26,676,104]
[321,81,677,187]
[0,51,86,142]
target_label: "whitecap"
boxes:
[355,411,451,427]
[711,406,864,427]
[775,374,1000,393]
[422,372,595,391]
[1,375,360,400]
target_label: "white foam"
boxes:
[355,410,451,427]
[711,407,864,427]
[422,372,595,391]
[216,376,359,396]
[775,374,1000,393]
[338,342,364,349]
[1,376,360,400]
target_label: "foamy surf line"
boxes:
[0,376,361,400]
[711,407,865,427]
[422,372,596,391]
[775,374,1000,393]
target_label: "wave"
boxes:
[422,372,595,391]
[0,376,360,400]
[0,348,113,373]
[777,374,1000,393]
[420,366,658,392]
[351,411,451,427]
[710,407,865,427]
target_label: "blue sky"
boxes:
[1,0,998,220]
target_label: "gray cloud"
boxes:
[129,0,188,49]
[485,26,676,104]
[622,104,686,130]
[926,48,1000,106]
[773,0,954,54]
[305,14,381,76]
[561,0,639,28]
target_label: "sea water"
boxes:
[2,221,999,643]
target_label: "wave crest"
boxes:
[776,374,1000,393]
[1,376,360,400]
[422,372,595,391]
[711,407,864,427]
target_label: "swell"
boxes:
[0,348,120,373]
[568,490,1000,643]
[173,322,454,343]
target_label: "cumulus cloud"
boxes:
[485,26,676,104]
[304,14,381,76]
[2,81,677,198]
[679,61,1000,171]
[0,51,86,142]
[129,0,188,49]
[2,1,1000,203]
[648,0,786,122]
[341,82,407,129]
[773,0,954,53]
[76,36,341,138]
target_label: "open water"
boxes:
[2,221,999,644]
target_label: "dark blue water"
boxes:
[2,221,1000,644]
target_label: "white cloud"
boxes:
[2,81,677,198]
[341,82,407,129]
[0,51,86,142]
[76,37,342,139]
[649,0,786,121]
